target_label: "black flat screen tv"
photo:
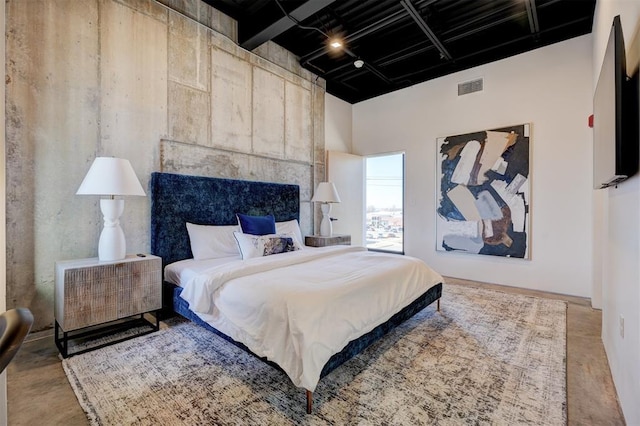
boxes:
[593,15,639,189]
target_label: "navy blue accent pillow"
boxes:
[237,213,276,235]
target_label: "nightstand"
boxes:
[54,254,162,357]
[305,234,351,247]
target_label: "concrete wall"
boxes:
[1,0,7,421]
[351,35,594,298]
[592,3,640,424]
[5,0,325,331]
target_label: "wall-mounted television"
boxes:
[593,15,639,189]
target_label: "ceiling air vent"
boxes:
[458,78,483,96]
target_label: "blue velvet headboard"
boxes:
[150,172,300,267]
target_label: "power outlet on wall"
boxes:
[619,314,624,339]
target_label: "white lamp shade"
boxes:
[311,182,341,203]
[76,157,145,196]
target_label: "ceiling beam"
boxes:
[376,9,528,69]
[240,0,338,51]
[400,0,452,61]
[392,15,591,83]
[524,0,540,37]
[375,11,520,68]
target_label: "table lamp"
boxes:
[311,182,341,237]
[76,157,146,261]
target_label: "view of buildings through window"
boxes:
[366,153,404,253]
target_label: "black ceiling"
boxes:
[202,0,596,104]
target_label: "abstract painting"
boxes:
[436,124,530,259]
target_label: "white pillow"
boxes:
[275,219,305,249]
[233,232,302,260]
[186,222,240,260]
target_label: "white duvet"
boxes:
[178,245,443,391]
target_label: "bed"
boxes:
[150,172,443,413]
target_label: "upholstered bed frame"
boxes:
[150,172,442,413]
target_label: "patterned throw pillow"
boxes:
[233,232,300,260]
[262,237,296,256]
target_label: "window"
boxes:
[365,153,404,253]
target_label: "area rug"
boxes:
[62,284,567,425]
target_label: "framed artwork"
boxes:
[436,123,531,259]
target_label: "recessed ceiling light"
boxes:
[329,39,342,49]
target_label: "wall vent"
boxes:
[458,78,483,96]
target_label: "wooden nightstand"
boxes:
[54,254,162,357]
[305,234,351,247]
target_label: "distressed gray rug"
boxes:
[62,284,567,425]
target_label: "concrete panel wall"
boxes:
[285,82,313,163]
[211,48,252,152]
[168,5,210,91]
[161,140,313,233]
[159,0,236,40]
[6,0,325,331]
[6,0,101,323]
[1,0,6,418]
[99,0,168,253]
[252,68,285,158]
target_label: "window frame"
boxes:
[364,151,405,255]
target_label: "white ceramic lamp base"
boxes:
[98,198,127,261]
[319,203,333,237]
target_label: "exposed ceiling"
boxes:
[202,0,596,104]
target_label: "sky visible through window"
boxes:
[366,153,403,252]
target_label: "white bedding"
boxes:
[177,245,443,392]
[164,256,241,287]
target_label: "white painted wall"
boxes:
[325,93,353,152]
[324,94,363,243]
[351,35,594,298]
[327,151,365,245]
[592,2,640,424]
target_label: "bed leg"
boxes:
[437,299,441,312]
[306,390,313,414]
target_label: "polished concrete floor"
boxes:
[7,279,626,425]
